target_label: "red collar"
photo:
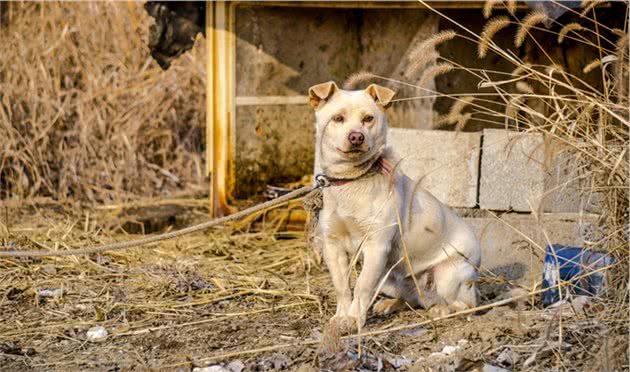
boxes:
[317,157,394,187]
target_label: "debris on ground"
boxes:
[193,366,230,372]
[86,326,108,342]
[37,288,64,298]
[0,210,626,370]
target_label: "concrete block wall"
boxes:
[388,128,598,214]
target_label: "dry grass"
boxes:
[0,2,207,206]
[0,1,628,370]
[0,206,327,369]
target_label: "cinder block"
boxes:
[479,129,600,213]
[542,148,601,213]
[388,128,480,208]
[466,213,598,286]
[479,129,545,212]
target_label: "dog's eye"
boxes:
[332,115,344,123]
[363,115,374,123]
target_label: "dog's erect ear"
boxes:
[365,84,396,110]
[308,81,338,109]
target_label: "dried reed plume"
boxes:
[407,31,455,79]
[455,112,472,131]
[435,96,474,127]
[580,0,602,17]
[343,71,378,90]
[558,22,585,43]
[515,81,535,94]
[483,0,500,19]
[408,50,440,77]
[417,63,454,90]
[478,16,512,58]
[506,0,517,15]
[450,96,475,119]
[514,10,547,47]
[504,96,524,123]
[511,63,532,76]
[409,30,456,62]
[583,59,602,74]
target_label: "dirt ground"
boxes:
[0,205,626,371]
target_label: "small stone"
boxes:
[86,326,108,342]
[482,364,510,372]
[390,357,414,368]
[226,360,245,372]
[38,288,63,298]
[442,345,459,355]
[270,353,290,370]
[496,348,520,366]
[42,266,57,274]
[400,327,428,337]
[192,366,230,372]
[429,344,460,359]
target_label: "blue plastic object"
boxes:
[542,244,614,306]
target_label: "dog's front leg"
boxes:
[348,234,392,327]
[322,236,352,319]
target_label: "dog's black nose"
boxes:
[348,131,364,146]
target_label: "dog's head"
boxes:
[309,81,396,179]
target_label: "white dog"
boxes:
[309,81,481,329]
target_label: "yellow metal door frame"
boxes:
[204,1,510,216]
[206,1,236,217]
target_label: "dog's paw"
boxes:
[428,304,454,318]
[328,315,359,334]
[373,298,404,316]
[428,302,468,318]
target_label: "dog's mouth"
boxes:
[337,147,368,155]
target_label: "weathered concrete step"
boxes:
[465,213,600,287]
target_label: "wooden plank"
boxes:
[233,1,526,9]
[235,96,309,106]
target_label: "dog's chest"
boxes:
[321,178,394,247]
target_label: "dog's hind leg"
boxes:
[373,278,404,316]
[429,259,478,316]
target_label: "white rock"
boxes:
[482,364,510,372]
[86,326,108,341]
[400,327,428,337]
[496,348,520,366]
[430,344,461,358]
[441,345,460,355]
[38,288,63,297]
[226,360,245,372]
[193,366,230,372]
[390,357,414,368]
